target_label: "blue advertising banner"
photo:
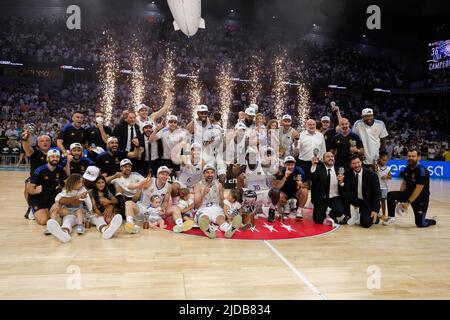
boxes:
[388,160,450,178]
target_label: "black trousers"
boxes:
[387,191,434,228]
[296,159,312,181]
[312,196,345,224]
[355,199,376,229]
[116,194,133,219]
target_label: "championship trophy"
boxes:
[143,210,150,229]
[313,148,320,158]
[350,140,357,155]
[84,211,91,229]
[338,167,345,176]
[331,101,337,112]
[241,189,257,230]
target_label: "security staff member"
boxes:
[386,149,437,228]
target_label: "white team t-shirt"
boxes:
[352,119,389,164]
[224,199,242,217]
[112,172,145,198]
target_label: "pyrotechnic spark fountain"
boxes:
[217,61,233,130]
[159,48,176,115]
[98,31,118,124]
[248,55,262,105]
[187,68,202,120]
[297,83,310,131]
[272,50,288,120]
[130,35,145,111]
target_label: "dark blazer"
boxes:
[112,121,143,152]
[310,163,343,204]
[343,168,381,213]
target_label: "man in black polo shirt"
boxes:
[96,136,140,183]
[61,142,95,176]
[57,111,86,157]
[27,149,67,226]
[320,116,337,151]
[21,128,52,219]
[330,118,364,169]
[385,149,437,228]
[84,110,111,150]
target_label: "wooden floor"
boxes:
[0,170,449,300]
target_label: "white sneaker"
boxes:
[295,208,303,219]
[323,217,335,227]
[382,217,395,226]
[102,214,123,239]
[28,210,35,220]
[47,219,71,243]
[347,212,360,226]
[395,203,408,217]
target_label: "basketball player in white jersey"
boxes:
[236,148,280,217]
[136,90,173,132]
[279,114,299,158]
[193,164,242,239]
[124,166,194,234]
[171,142,205,194]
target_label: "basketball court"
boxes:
[1,170,449,300]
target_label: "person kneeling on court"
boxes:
[310,152,346,227]
[341,155,381,228]
[193,164,242,239]
[272,156,308,221]
[384,149,437,227]
[47,173,122,242]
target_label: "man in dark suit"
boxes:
[310,152,346,226]
[341,155,381,228]
[112,110,143,171]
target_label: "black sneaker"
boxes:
[268,208,276,223]
[339,215,350,225]
[24,207,31,219]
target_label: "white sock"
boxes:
[126,216,134,223]
[175,218,183,226]
[220,222,231,232]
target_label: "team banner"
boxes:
[388,160,450,178]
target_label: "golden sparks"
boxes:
[98,31,118,124]
[187,68,202,120]
[248,55,262,105]
[297,83,310,131]
[272,50,288,120]
[217,61,233,130]
[159,47,176,115]
[130,34,145,111]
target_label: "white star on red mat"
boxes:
[211,225,220,232]
[280,223,296,232]
[249,226,259,232]
[262,223,278,232]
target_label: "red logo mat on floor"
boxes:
[165,208,338,240]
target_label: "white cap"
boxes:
[47,149,61,159]
[245,107,256,116]
[282,114,292,121]
[167,115,178,122]
[249,103,259,112]
[235,122,247,130]
[83,166,100,182]
[137,103,149,111]
[203,163,216,172]
[142,120,154,128]
[191,142,202,150]
[120,158,132,167]
[284,156,296,163]
[196,104,209,112]
[362,108,374,116]
[69,142,82,151]
[92,146,105,155]
[321,116,331,122]
[107,136,118,144]
[157,166,172,174]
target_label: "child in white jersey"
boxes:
[145,195,166,229]
[374,151,392,220]
[224,189,243,221]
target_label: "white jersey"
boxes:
[280,127,295,156]
[199,180,221,208]
[224,199,241,217]
[377,165,391,190]
[245,160,270,192]
[193,118,214,145]
[352,119,388,165]
[112,172,145,198]
[139,177,170,207]
[178,159,203,188]
[156,128,189,159]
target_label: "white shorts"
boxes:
[136,203,148,216]
[255,190,270,206]
[61,215,78,232]
[195,206,225,224]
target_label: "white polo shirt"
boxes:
[352,119,388,165]
[297,130,326,161]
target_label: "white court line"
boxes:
[264,240,327,300]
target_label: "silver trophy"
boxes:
[331,101,337,112]
[338,167,345,176]
[24,123,35,134]
[313,148,320,157]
